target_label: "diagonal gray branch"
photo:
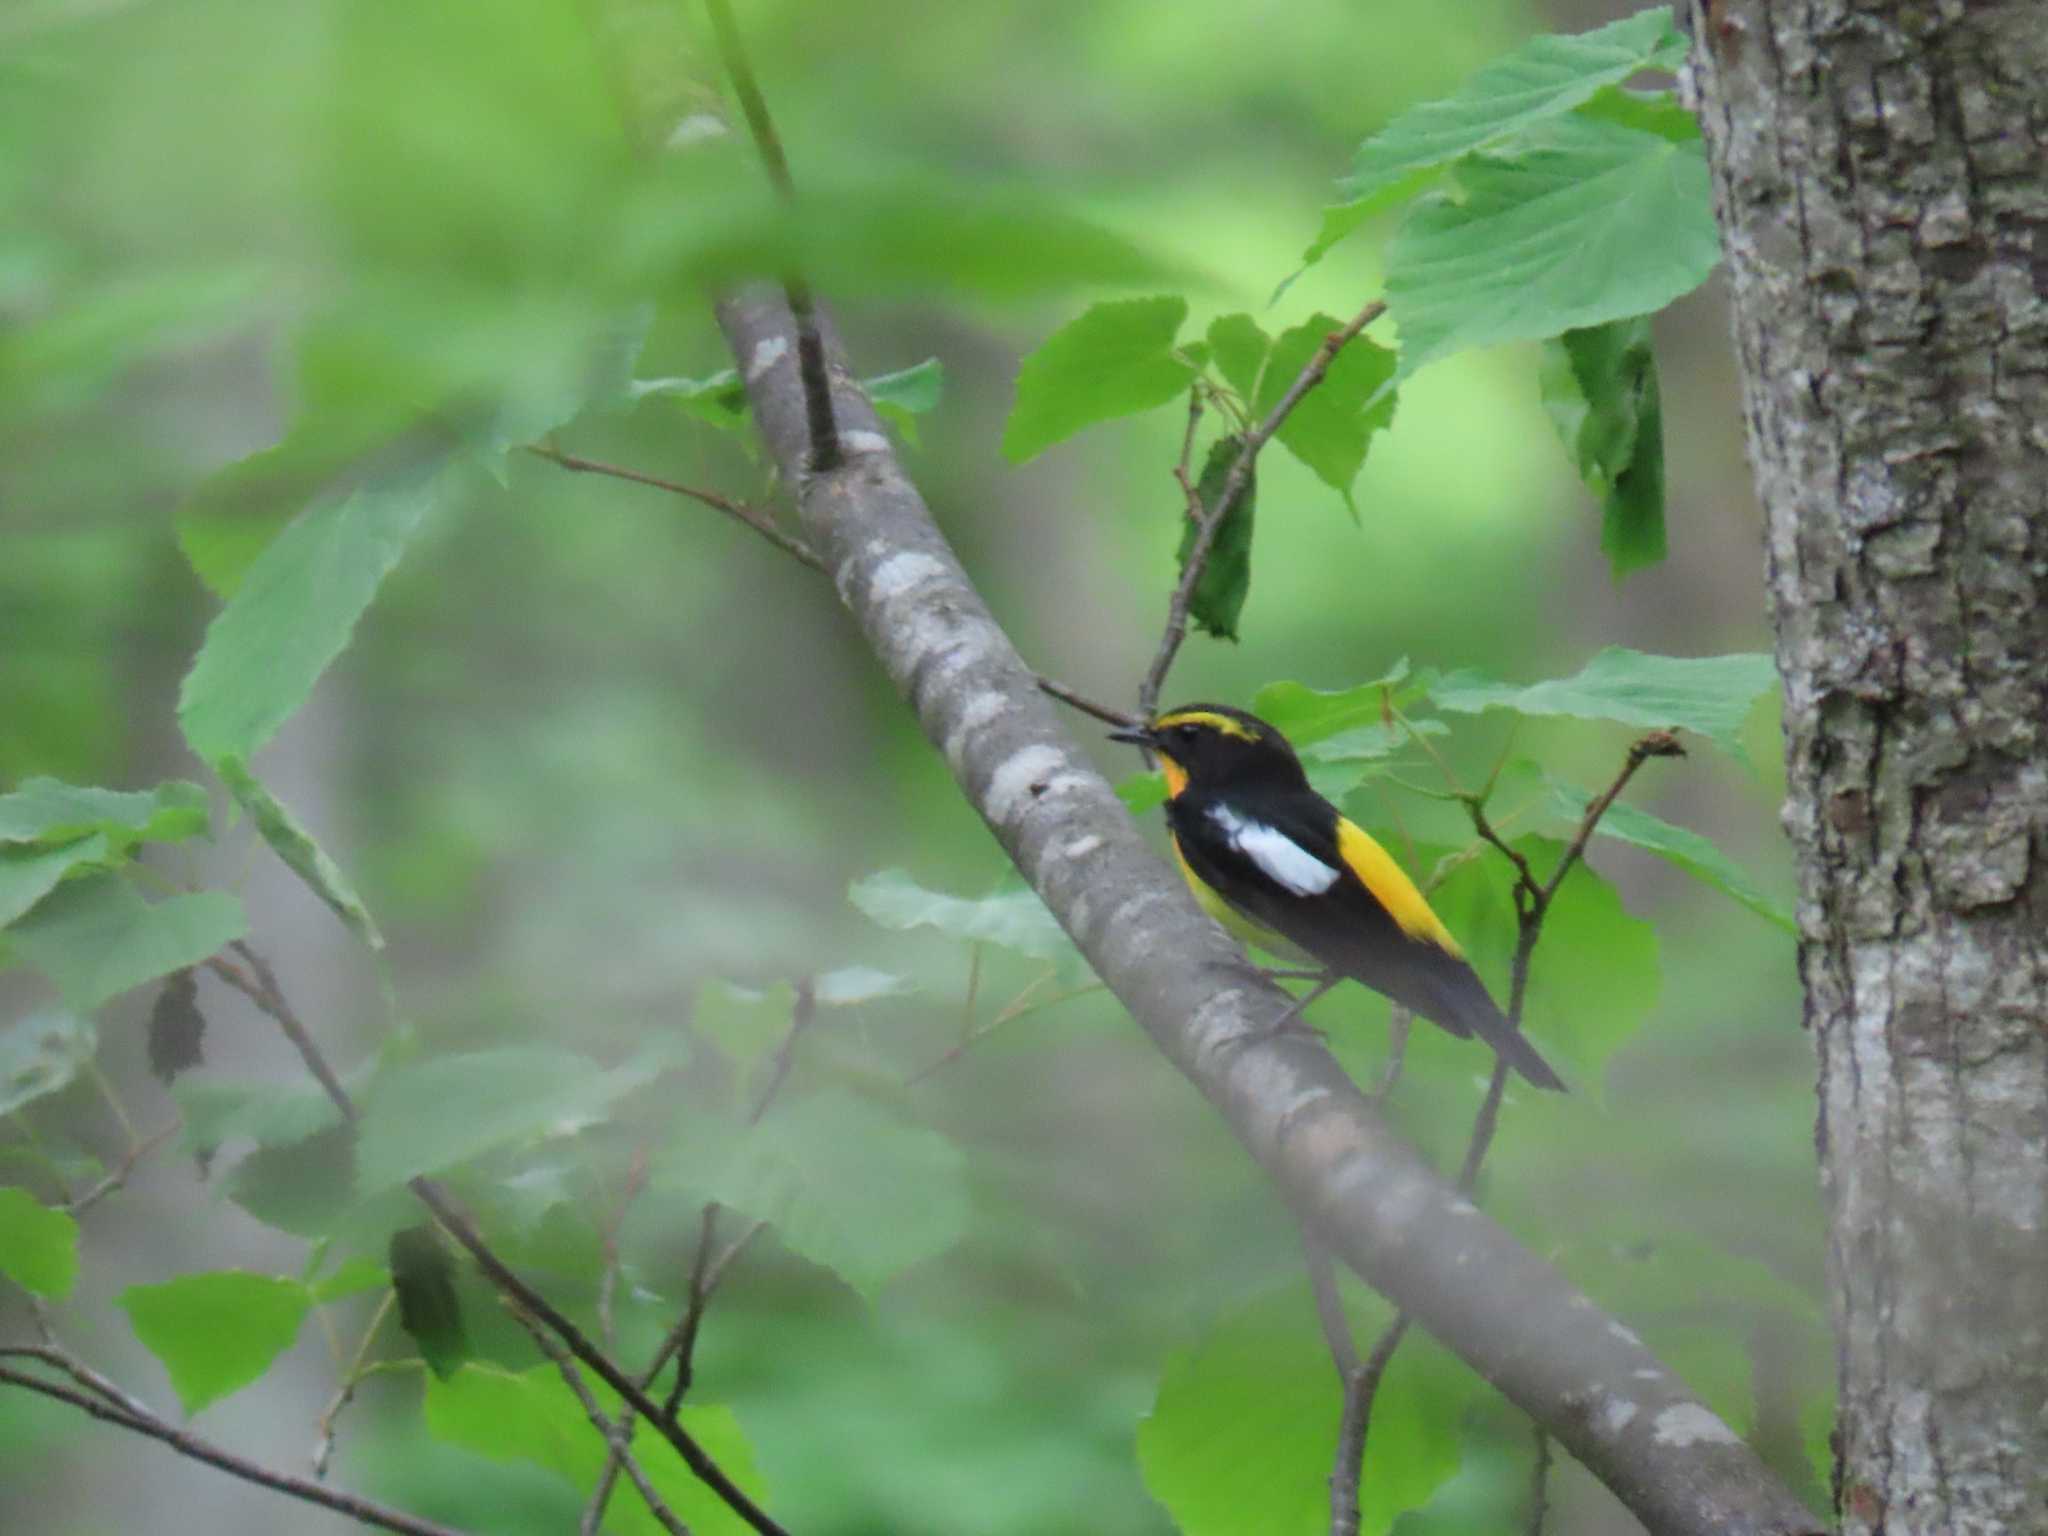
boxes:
[713,288,1820,1536]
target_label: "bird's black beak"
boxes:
[1107,723,1156,748]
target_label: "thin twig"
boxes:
[526,444,825,571]
[1035,675,1142,729]
[313,1291,397,1478]
[217,945,790,1536]
[902,978,1104,1085]
[1328,733,1681,1531]
[1171,385,1206,524]
[702,0,839,471]
[1527,1425,1554,1536]
[0,1362,473,1536]
[64,1121,178,1215]
[1303,1238,1359,1382]
[513,1310,693,1536]
[1138,298,1386,719]
[749,977,816,1125]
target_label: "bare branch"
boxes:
[1137,298,1387,720]
[0,1361,473,1536]
[64,1120,178,1215]
[1035,675,1142,729]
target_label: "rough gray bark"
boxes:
[1682,5,2048,1533]
[716,289,1821,1536]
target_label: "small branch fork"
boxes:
[205,943,791,1536]
[1319,731,1683,1536]
[1137,299,1388,722]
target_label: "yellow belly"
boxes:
[1172,837,1315,965]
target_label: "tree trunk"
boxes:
[1682,4,2048,1532]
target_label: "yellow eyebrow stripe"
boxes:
[1334,817,1464,956]
[1152,709,1261,742]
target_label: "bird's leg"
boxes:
[1242,970,1339,1043]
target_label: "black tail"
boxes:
[1398,953,1568,1093]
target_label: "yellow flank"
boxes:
[1172,836,1313,963]
[1153,708,1261,743]
[1334,817,1465,956]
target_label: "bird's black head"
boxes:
[1109,704,1306,797]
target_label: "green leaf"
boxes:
[224,1124,358,1239]
[0,779,210,852]
[848,869,1071,960]
[0,836,107,930]
[1575,84,1702,144]
[1547,777,1794,931]
[178,463,444,764]
[707,1089,968,1298]
[425,1362,768,1536]
[630,370,749,430]
[1205,313,1271,402]
[118,1271,313,1414]
[1138,1286,1480,1536]
[1255,318,1398,504]
[693,979,797,1077]
[0,1187,80,1299]
[390,1224,468,1380]
[813,966,917,1007]
[1385,114,1720,378]
[1344,8,1685,206]
[309,1254,390,1305]
[1539,317,1667,579]
[356,1046,663,1193]
[1175,436,1256,642]
[217,761,383,950]
[1429,647,1778,759]
[174,1077,346,1158]
[1250,661,1421,748]
[0,1010,98,1120]
[1002,297,1195,462]
[8,874,246,1012]
[863,358,944,445]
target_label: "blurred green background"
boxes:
[0,1,1821,1533]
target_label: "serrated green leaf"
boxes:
[1540,317,1667,579]
[178,462,444,764]
[425,1361,768,1536]
[1138,1286,1480,1536]
[706,1088,967,1298]
[1575,84,1701,143]
[0,1187,80,1299]
[1256,318,1397,502]
[630,369,749,430]
[1548,778,1794,931]
[1176,436,1256,642]
[225,1123,358,1239]
[309,1254,390,1305]
[693,979,797,1076]
[8,874,246,1012]
[118,1271,313,1414]
[390,1225,468,1380]
[848,869,1071,960]
[0,836,106,929]
[1345,8,1685,207]
[1002,297,1195,462]
[216,761,383,950]
[1205,314,1271,403]
[0,778,210,852]
[1430,648,1778,759]
[356,1047,658,1193]
[863,358,944,446]
[0,1010,98,1120]
[813,966,917,1007]
[1386,114,1720,379]
[1249,662,1419,748]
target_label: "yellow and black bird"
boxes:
[1111,704,1565,1091]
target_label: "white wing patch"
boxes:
[1209,803,1341,896]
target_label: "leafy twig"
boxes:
[525,444,825,571]
[512,1309,692,1536]
[0,1357,471,1536]
[702,0,838,471]
[1138,298,1387,720]
[1327,733,1682,1532]
[214,944,790,1536]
